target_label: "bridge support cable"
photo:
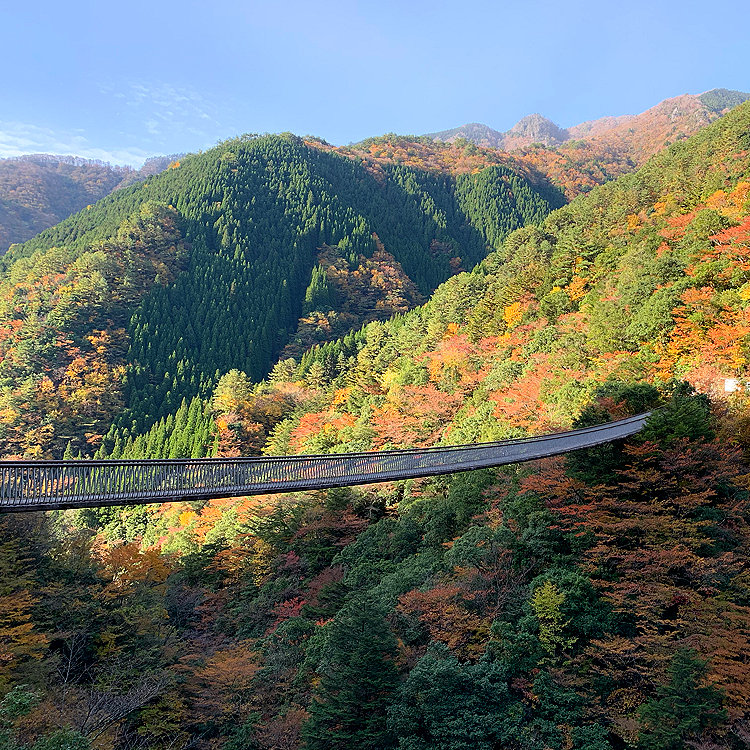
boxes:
[0,412,650,512]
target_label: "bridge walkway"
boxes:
[0,412,649,512]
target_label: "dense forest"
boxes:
[0,155,182,252]
[0,156,128,252]
[98,99,750,462]
[1,96,750,750]
[4,387,748,750]
[0,134,558,459]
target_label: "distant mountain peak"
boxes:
[424,122,506,148]
[698,88,750,113]
[425,114,569,150]
[422,87,750,156]
[504,113,569,146]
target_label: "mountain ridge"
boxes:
[3,88,746,252]
[426,87,750,151]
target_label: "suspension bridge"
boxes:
[0,412,649,512]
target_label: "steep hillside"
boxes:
[261,100,750,452]
[0,155,128,251]
[0,134,559,458]
[349,131,633,200]
[96,100,750,464]
[0,154,180,251]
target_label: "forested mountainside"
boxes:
[2,100,750,750]
[260,99,750,451]
[0,133,557,459]
[0,156,128,251]
[347,131,634,201]
[0,154,181,252]
[116,99,750,463]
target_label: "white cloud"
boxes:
[112,81,223,140]
[0,82,232,167]
[0,121,152,166]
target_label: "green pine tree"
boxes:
[303,598,398,750]
[638,648,726,750]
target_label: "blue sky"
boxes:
[1,0,748,166]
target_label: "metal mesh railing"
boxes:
[0,412,649,512]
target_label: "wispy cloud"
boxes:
[0,82,234,167]
[0,121,153,166]
[102,80,225,141]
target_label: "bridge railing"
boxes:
[0,412,649,512]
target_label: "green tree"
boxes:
[638,648,726,750]
[304,264,335,313]
[387,643,519,750]
[303,597,398,750]
[531,580,576,656]
[212,369,253,414]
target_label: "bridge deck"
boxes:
[0,413,649,512]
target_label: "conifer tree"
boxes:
[303,598,398,750]
[638,649,726,750]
